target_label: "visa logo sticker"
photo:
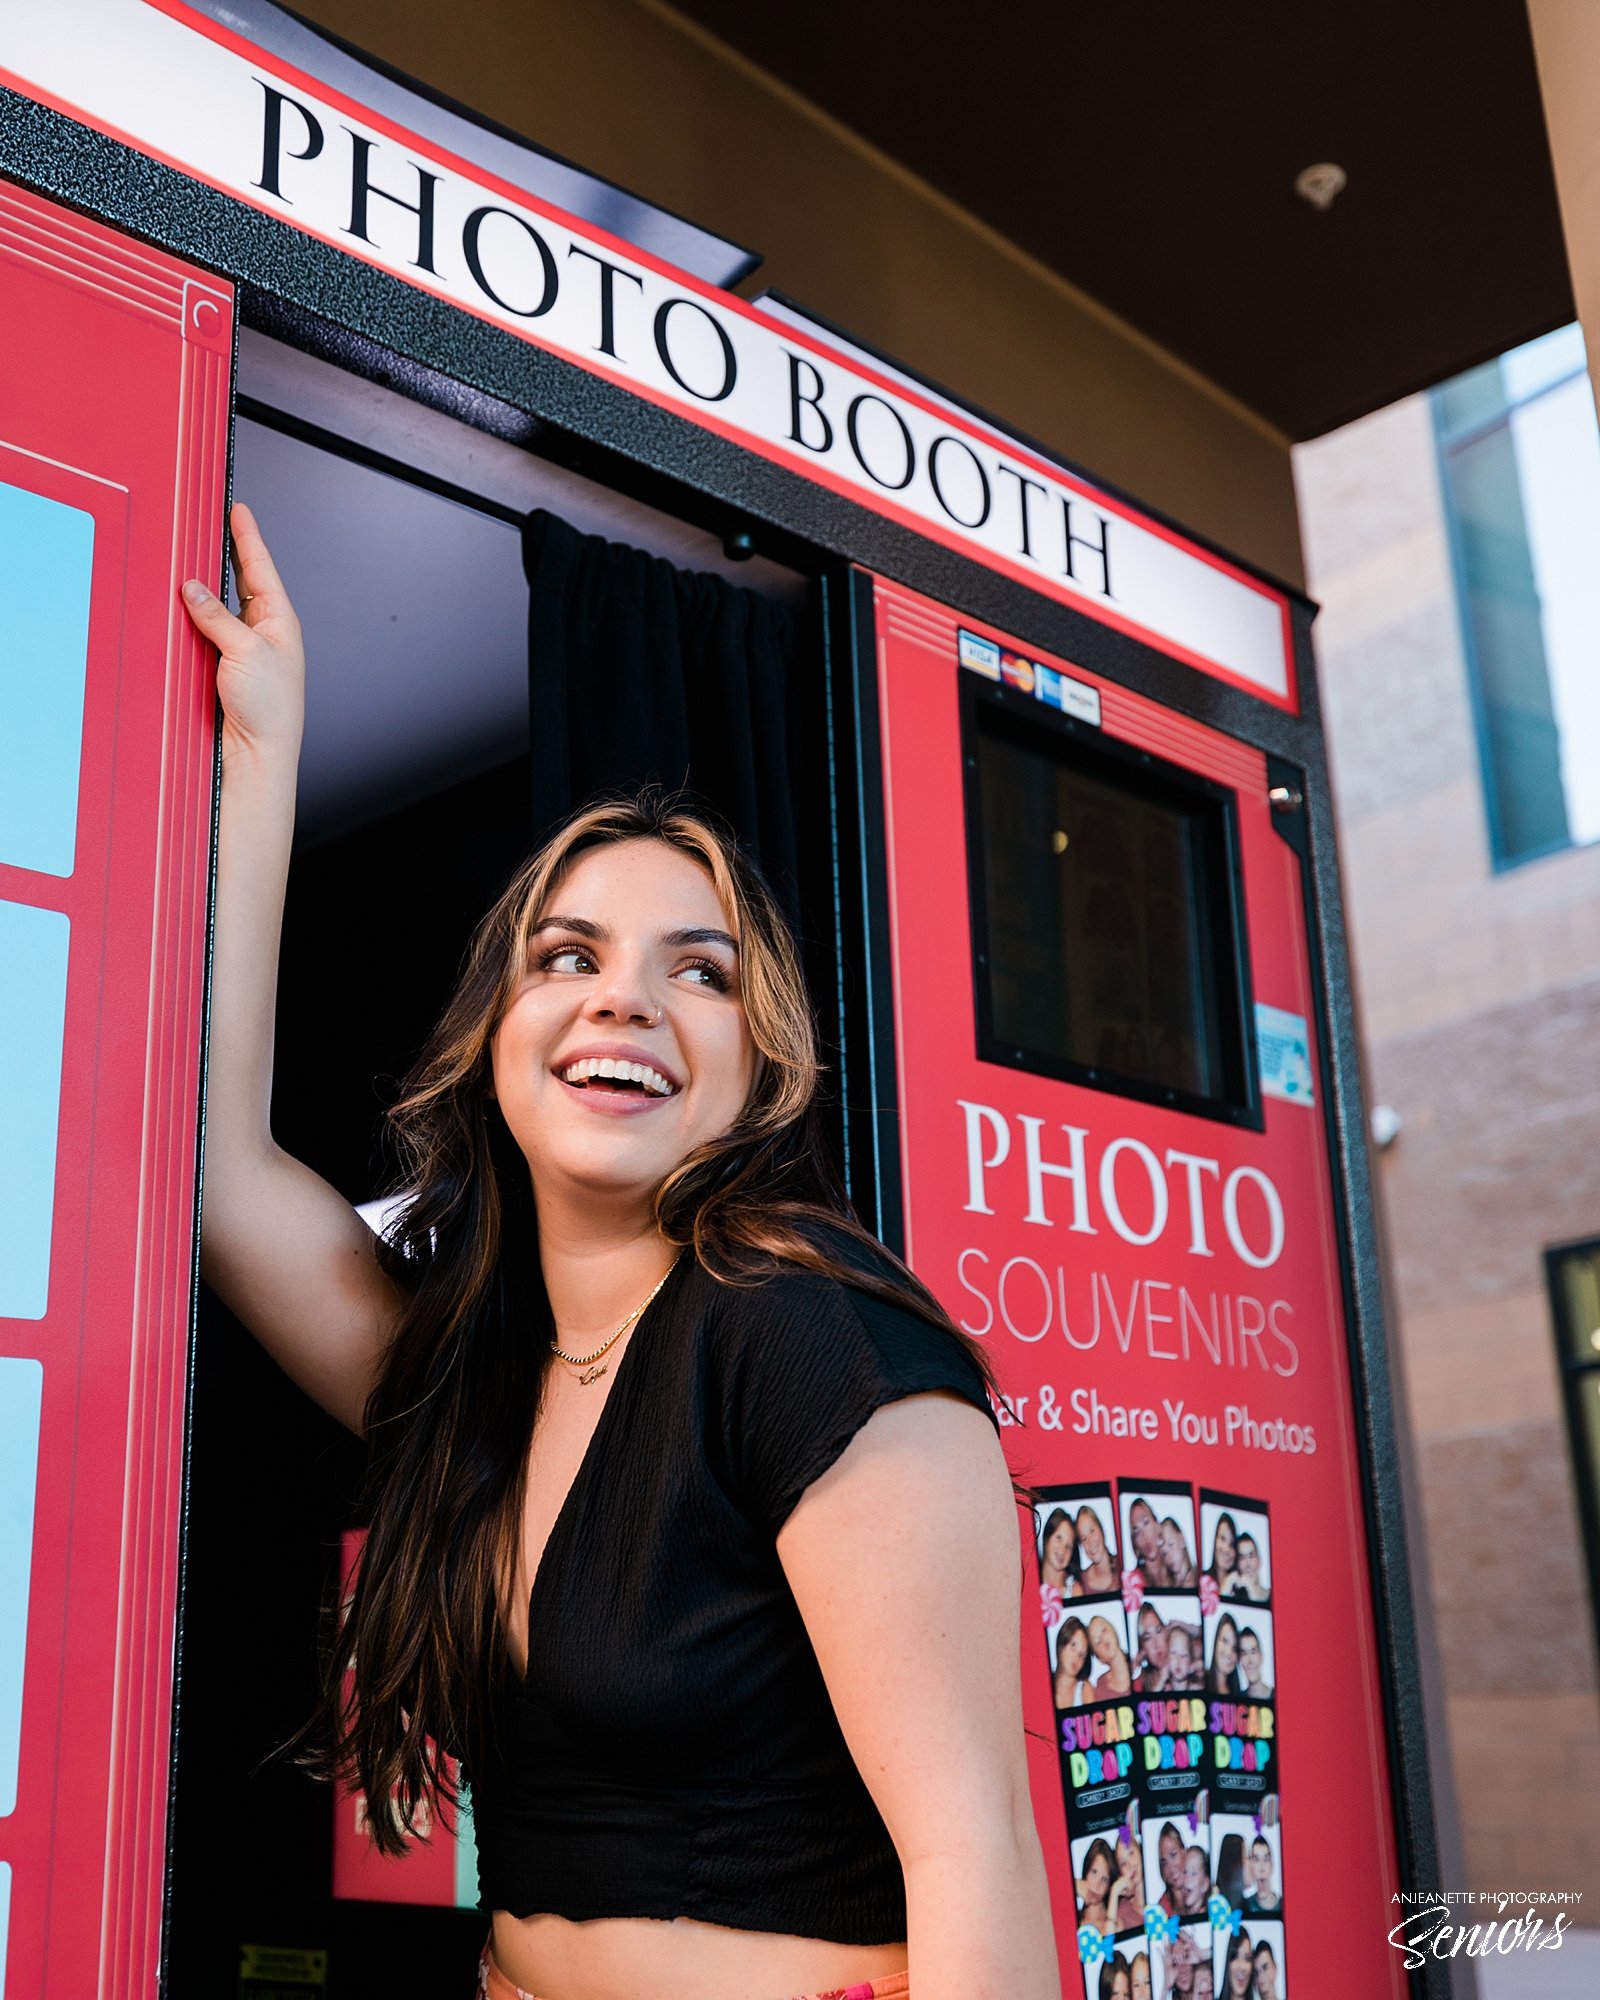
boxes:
[1255,1002,1315,1105]
[958,629,1001,680]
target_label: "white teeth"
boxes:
[560,1056,676,1095]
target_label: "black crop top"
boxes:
[467,1247,996,1942]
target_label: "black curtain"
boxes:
[522,509,813,924]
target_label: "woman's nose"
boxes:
[582,954,659,1024]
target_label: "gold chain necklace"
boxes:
[550,1257,679,1385]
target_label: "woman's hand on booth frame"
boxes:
[182,499,305,768]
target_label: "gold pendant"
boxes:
[578,1361,608,1386]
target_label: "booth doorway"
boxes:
[166,327,829,1998]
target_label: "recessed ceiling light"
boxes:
[1294,161,1348,212]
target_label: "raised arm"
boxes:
[182,501,404,1431]
[777,1394,1060,2000]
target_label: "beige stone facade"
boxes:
[1296,395,1600,1906]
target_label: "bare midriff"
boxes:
[490,1910,909,2000]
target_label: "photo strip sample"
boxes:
[1201,1490,1284,1998]
[1120,1480,1208,1864]
[1033,1488,1143,1995]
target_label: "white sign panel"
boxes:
[0,0,1295,705]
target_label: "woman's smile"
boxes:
[556,1043,682,1110]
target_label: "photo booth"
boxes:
[0,4,1442,1994]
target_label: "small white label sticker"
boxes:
[1256,1003,1315,1105]
[1057,673,1102,726]
[958,629,1001,679]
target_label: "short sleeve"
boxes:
[713,1267,997,1536]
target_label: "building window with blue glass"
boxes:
[1433,325,1600,869]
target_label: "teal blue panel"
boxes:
[0,480,95,878]
[455,1783,480,1909]
[0,1358,44,1818]
[0,902,71,1320]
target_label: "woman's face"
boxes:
[1213,1517,1236,1572]
[1239,1634,1263,1684]
[1238,1538,1261,1584]
[1192,1969,1214,2000]
[1091,1617,1119,1664]
[1078,1507,1108,1562]
[1131,1499,1160,1559]
[1226,1940,1254,1996]
[1058,1626,1089,1681]
[1131,1957,1153,2000]
[490,841,756,1209]
[1213,1620,1238,1674]
[1166,1628,1193,1678]
[1159,1521,1189,1574]
[1084,1850,1112,1902]
[1159,1827,1184,1890]
[1110,1970,1131,2000]
[1045,1519,1075,1571]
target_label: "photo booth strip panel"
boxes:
[1117,1476,1207,1918]
[1032,1486,1143,1959]
[1201,1489,1284,1992]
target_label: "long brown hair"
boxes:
[311,791,994,1851]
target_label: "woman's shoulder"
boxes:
[692,1224,992,1416]
[690,1228,994,1532]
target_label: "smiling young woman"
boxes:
[183,504,1058,2000]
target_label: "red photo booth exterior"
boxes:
[0,5,1439,1995]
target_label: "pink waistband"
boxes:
[478,1945,910,2000]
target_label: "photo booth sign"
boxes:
[872,577,1405,1998]
[0,0,1294,708]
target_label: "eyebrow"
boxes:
[531,914,739,952]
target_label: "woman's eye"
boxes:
[540,945,596,974]
[677,957,730,991]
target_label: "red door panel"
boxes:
[0,178,229,2000]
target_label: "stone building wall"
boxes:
[1296,394,1600,1905]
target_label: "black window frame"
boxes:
[1544,1234,1600,1665]
[959,669,1262,1131]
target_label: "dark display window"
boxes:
[1546,1238,1600,1663]
[962,678,1257,1125]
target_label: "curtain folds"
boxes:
[522,509,812,923]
